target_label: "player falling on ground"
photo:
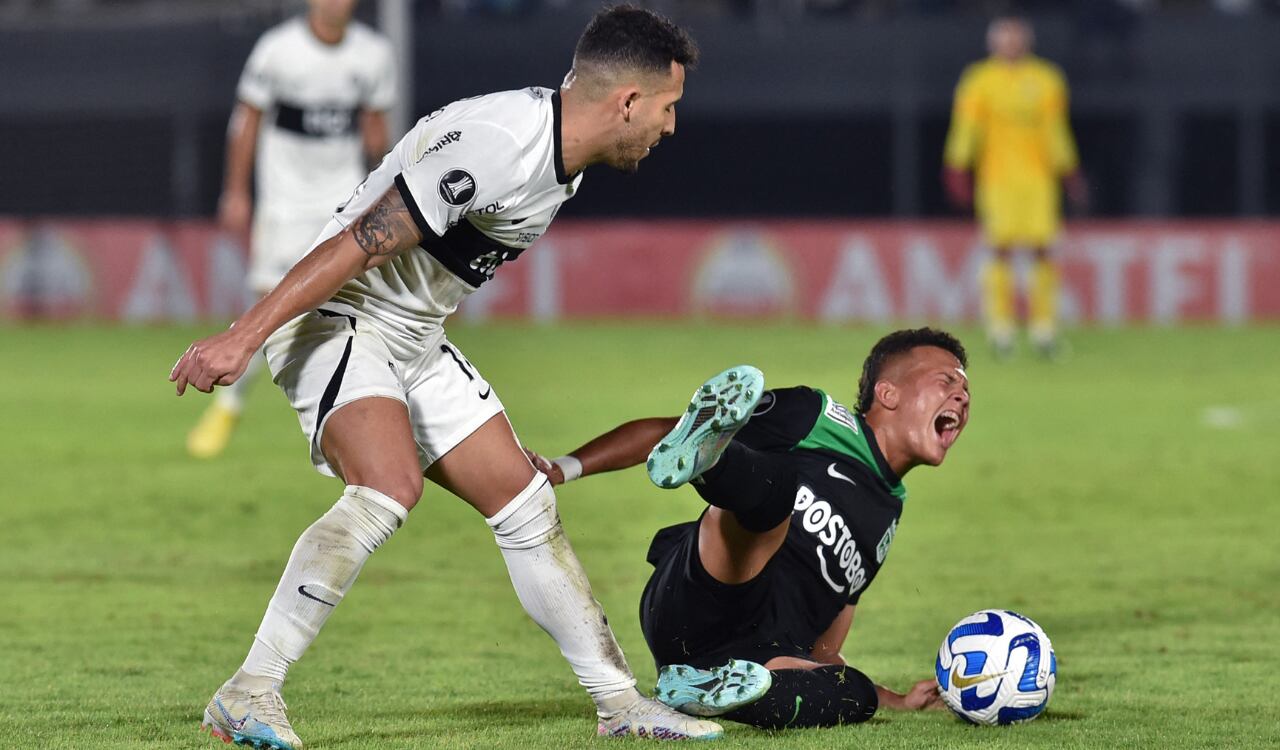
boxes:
[171,7,718,747]
[527,328,967,728]
[187,0,395,458]
[943,15,1087,359]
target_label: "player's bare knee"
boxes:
[342,470,422,511]
[381,473,424,510]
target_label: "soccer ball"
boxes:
[935,609,1056,725]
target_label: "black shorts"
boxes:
[638,516,815,670]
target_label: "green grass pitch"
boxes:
[1,322,1278,749]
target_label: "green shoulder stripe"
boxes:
[794,390,906,500]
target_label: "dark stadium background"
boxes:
[4,1,1280,219]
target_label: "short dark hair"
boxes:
[857,328,968,414]
[573,4,699,78]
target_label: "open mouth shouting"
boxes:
[934,408,964,451]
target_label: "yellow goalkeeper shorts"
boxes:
[977,181,1061,249]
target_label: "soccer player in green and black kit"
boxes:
[528,328,969,729]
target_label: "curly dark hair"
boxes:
[574,4,699,76]
[856,328,968,414]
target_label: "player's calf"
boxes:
[238,485,407,684]
[723,665,878,729]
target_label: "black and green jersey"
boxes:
[640,385,907,669]
[736,385,904,610]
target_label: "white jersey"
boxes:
[317,87,583,343]
[237,17,396,216]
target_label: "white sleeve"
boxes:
[365,38,397,112]
[393,123,527,239]
[235,33,275,110]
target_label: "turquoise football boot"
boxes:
[656,660,773,717]
[647,366,764,489]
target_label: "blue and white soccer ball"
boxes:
[935,609,1056,725]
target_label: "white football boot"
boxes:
[201,672,303,750]
[597,693,724,740]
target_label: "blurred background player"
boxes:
[942,15,1087,360]
[187,0,396,458]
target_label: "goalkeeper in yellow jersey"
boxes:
[943,15,1087,358]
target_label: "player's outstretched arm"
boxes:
[169,186,421,396]
[526,417,678,485]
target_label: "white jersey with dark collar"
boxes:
[317,87,581,342]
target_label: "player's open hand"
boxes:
[523,448,565,485]
[170,330,258,396]
[903,678,945,710]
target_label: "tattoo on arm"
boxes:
[352,188,421,260]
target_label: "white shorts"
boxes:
[248,209,332,294]
[264,308,505,476]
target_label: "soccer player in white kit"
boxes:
[187,0,395,459]
[172,6,718,747]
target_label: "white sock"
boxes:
[487,474,638,708]
[216,349,267,413]
[239,485,408,684]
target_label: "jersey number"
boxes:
[441,344,474,381]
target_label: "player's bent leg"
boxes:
[722,664,879,729]
[239,397,420,677]
[644,367,793,584]
[319,396,425,510]
[697,510,790,587]
[423,411,538,517]
[694,443,797,585]
[202,398,420,748]
[646,365,764,488]
[427,414,722,740]
[655,659,773,717]
[237,482,407,683]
